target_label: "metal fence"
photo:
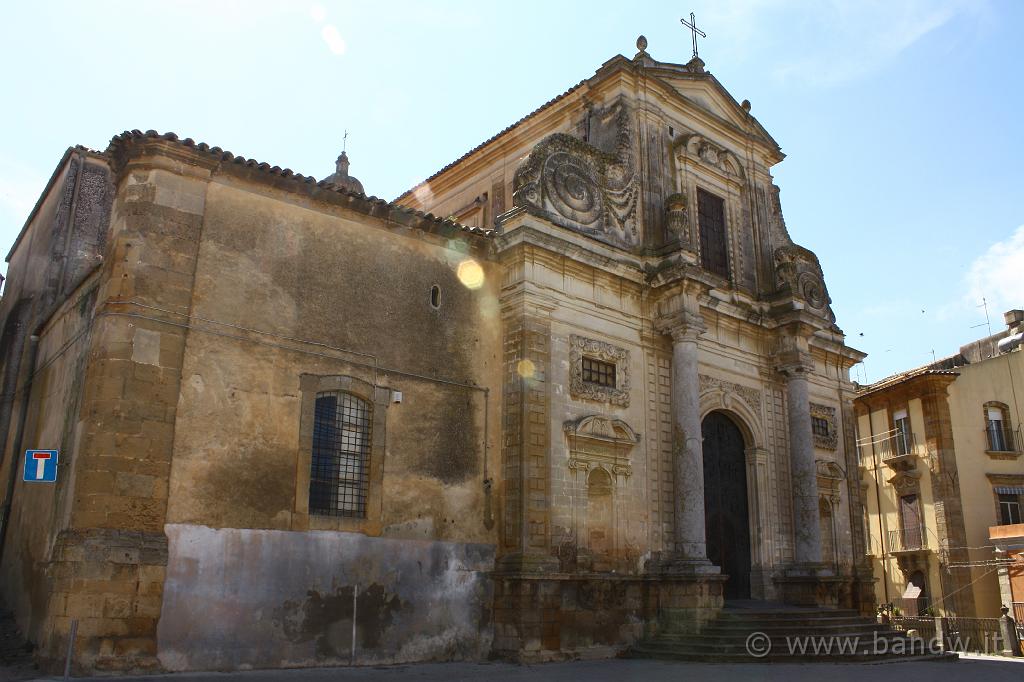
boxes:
[890,616,936,641]
[985,424,1019,452]
[945,617,1004,653]
[887,525,926,552]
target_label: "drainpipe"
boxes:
[0,334,41,566]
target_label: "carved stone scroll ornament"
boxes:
[774,244,835,322]
[512,100,638,249]
[569,334,630,407]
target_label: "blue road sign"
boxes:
[23,449,58,483]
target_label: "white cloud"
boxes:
[963,224,1024,317]
[309,3,327,23]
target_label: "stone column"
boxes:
[778,353,823,566]
[659,310,716,572]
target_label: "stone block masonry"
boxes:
[42,156,212,672]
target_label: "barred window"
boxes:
[309,391,371,517]
[697,187,729,279]
[582,357,616,388]
[812,416,830,438]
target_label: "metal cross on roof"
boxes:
[343,129,348,153]
[680,11,706,59]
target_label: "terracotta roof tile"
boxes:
[104,130,494,239]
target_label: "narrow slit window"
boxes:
[309,391,371,518]
[430,285,441,309]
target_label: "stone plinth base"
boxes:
[39,528,168,675]
[491,571,724,662]
[773,565,844,607]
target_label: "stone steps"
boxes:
[629,605,957,664]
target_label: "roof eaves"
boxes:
[104,130,494,241]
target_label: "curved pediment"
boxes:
[674,134,745,181]
[815,459,846,480]
[563,415,640,445]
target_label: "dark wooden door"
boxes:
[702,411,751,599]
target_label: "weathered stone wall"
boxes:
[155,166,501,665]
[0,149,116,668]
[157,524,493,670]
[43,153,212,672]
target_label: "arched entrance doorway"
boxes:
[702,411,751,599]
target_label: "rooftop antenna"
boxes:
[970,297,993,336]
[679,11,706,59]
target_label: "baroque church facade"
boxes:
[0,38,870,672]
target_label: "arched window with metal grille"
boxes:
[309,391,372,518]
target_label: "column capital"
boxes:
[655,310,707,343]
[775,349,813,378]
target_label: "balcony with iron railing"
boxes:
[985,424,1021,454]
[879,431,924,468]
[888,525,929,554]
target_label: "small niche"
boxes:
[430,285,441,309]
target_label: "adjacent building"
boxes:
[855,310,1024,621]
[0,38,870,673]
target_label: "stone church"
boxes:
[0,37,871,672]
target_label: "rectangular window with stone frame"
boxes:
[297,374,388,532]
[697,187,729,279]
[310,391,372,517]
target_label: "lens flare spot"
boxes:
[457,259,485,290]
[517,359,535,379]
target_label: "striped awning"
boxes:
[995,486,1024,495]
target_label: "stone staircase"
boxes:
[630,603,958,663]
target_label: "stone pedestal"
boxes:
[773,565,842,607]
[491,571,725,661]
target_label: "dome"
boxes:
[324,150,364,194]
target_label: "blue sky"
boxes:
[1,1,1021,383]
